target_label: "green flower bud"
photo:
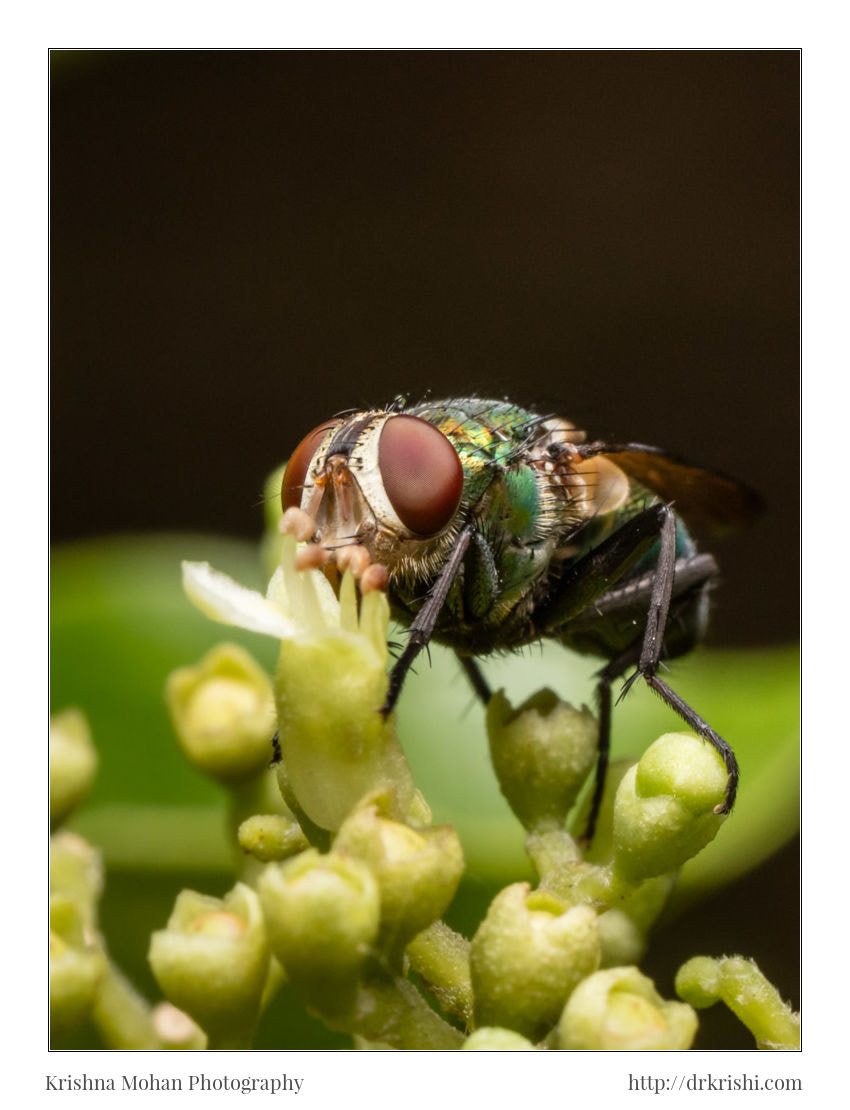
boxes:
[470,883,601,1041]
[487,689,598,831]
[275,604,414,830]
[148,882,269,1048]
[676,956,800,1050]
[463,1027,536,1050]
[165,643,276,784]
[237,813,310,862]
[181,551,415,831]
[559,966,698,1050]
[49,896,105,1042]
[50,831,104,928]
[258,849,380,1016]
[613,733,728,881]
[333,805,464,958]
[50,709,98,830]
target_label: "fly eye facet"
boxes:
[281,420,339,511]
[378,415,463,536]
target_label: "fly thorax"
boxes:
[528,418,630,532]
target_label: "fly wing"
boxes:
[578,442,763,535]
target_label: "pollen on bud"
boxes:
[165,643,276,785]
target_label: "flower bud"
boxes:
[50,831,104,928]
[181,550,416,829]
[559,966,698,1050]
[612,733,728,881]
[275,604,415,830]
[463,1027,536,1050]
[334,805,464,958]
[237,813,310,862]
[50,896,105,1042]
[165,643,276,784]
[148,882,269,1047]
[470,883,600,1041]
[487,689,597,831]
[50,709,98,830]
[675,956,800,1049]
[258,849,380,1016]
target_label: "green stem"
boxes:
[92,955,158,1049]
[527,827,622,908]
[406,921,473,1025]
[676,956,800,1050]
[324,974,464,1050]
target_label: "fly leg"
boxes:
[535,503,734,840]
[584,644,641,842]
[458,655,493,705]
[381,523,475,716]
[618,506,739,816]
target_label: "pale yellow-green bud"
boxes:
[676,955,800,1050]
[463,1027,536,1050]
[487,689,598,831]
[181,548,416,829]
[148,882,269,1048]
[258,849,380,1016]
[49,896,105,1042]
[334,805,464,958]
[613,733,728,881]
[275,605,415,830]
[166,643,276,784]
[559,966,698,1050]
[50,708,98,830]
[237,813,310,862]
[50,831,104,929]
[470,883,601,1041]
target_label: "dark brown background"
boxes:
[51,49,799,648]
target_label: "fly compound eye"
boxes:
[378,415,463,536]
[281,420,339,511]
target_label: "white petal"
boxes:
[266,561,340,626]
[182,562,296,639]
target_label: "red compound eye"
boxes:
[378,415,463,535]
[281,420,339,511]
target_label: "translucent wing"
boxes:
[578,442,763,535]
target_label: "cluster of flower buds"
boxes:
[110,500,791,1051]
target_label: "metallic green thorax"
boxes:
[390,397,692,657]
